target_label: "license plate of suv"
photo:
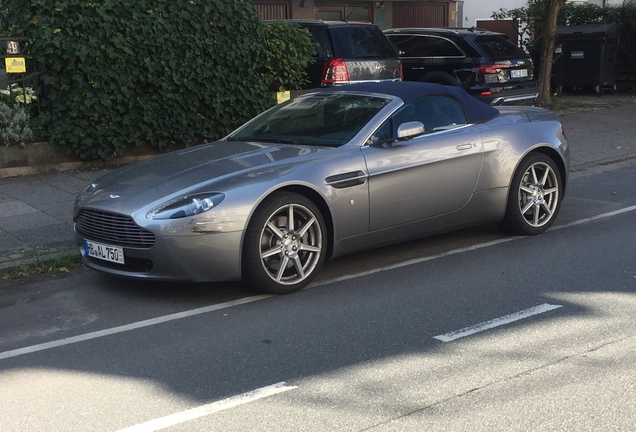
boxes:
[510,69,529,78]
[84,240,125,264]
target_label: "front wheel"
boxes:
[498,153,563,235]
[242,192,327,294]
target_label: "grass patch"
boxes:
[0,252,83,281]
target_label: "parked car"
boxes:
[384,27,538,105]
[74,81,568,295]
[272,20,402,88]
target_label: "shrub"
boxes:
[0,103,33,147]
[262,21,316,92]
[1,0,273,160]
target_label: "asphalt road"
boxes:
[1,161,635,431]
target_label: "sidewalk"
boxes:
[1,94,636,270]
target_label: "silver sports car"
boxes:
[74,81,569,294]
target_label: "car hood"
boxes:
[80,140,329,212]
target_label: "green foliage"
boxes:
[1,0,273,160]
[261,21,316,92]
[0,102,33,146]
[0,84,38,105]
[560,3,606,25]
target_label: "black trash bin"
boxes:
[553,24,619,94]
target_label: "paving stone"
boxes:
[10,223,75,245]
[0,201,40,218]
[0,212,62,233]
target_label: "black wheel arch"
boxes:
[521,147,568,191]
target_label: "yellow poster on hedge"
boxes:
[5,57,26,73]
[276,91,290,104]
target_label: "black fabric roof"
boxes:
[317,81,500,124]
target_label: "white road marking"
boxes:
[116,382,297,432]
[433,303,563,342]
[1,205,635,362]
[314,203,636,288]
[313,237,517,287]
[0,295,270,361]
[551,204,636,230]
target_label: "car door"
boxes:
[362,96,484,232]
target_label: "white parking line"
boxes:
[1,205,635,362]
[315,204,636,288]
[116,382,297,432]
[551,204,636,230]
[0,295,270,361]
[433,303,563,342]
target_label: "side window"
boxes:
[386,35,464,58]
[368,96,467,143]
[426,37,464,57]
[388,35,431,57]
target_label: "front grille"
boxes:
[75,209,156,248]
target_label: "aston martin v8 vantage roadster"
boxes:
[74,81,569,294]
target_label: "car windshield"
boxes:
[229,93,391,147]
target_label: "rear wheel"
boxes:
[242,192,327,294]
[498,153,563,235]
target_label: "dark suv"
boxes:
[279,20,402,88]
[384,28,537,105]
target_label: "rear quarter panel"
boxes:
[474,108,569,192]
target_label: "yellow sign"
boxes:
[5,57,26,73]
[276,90,290,104]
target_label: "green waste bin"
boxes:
[553,24,619,94]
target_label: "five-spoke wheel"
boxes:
[242,192,327,294]
[499,153,563,235]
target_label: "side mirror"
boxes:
[397,121,425,139]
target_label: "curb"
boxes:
[0,142,171,179]
[0,244,78,272]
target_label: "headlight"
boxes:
[147,193,225,220]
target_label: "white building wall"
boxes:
[461,0,528,28]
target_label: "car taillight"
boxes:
[399,60,403,80]
[479,63,510,83]
[322,58,349,85]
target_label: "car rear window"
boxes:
[329,26,397,59]
[473,36,528,58]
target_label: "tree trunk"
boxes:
[536,0,567,107]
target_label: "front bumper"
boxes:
[75,229,244,282]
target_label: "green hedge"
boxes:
[262,21,316,93]
[1,0,274,159]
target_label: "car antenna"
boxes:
[344,7,357,22]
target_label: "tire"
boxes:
[498,153,563,235]
[242,192,327,294]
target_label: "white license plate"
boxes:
[84,240,125,264]
[510,69,529,78]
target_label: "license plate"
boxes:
[510,69,529,79]
[84,240,125,264]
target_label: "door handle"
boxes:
[456,143,474,151]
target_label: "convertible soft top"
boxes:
[318,81,500,124]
